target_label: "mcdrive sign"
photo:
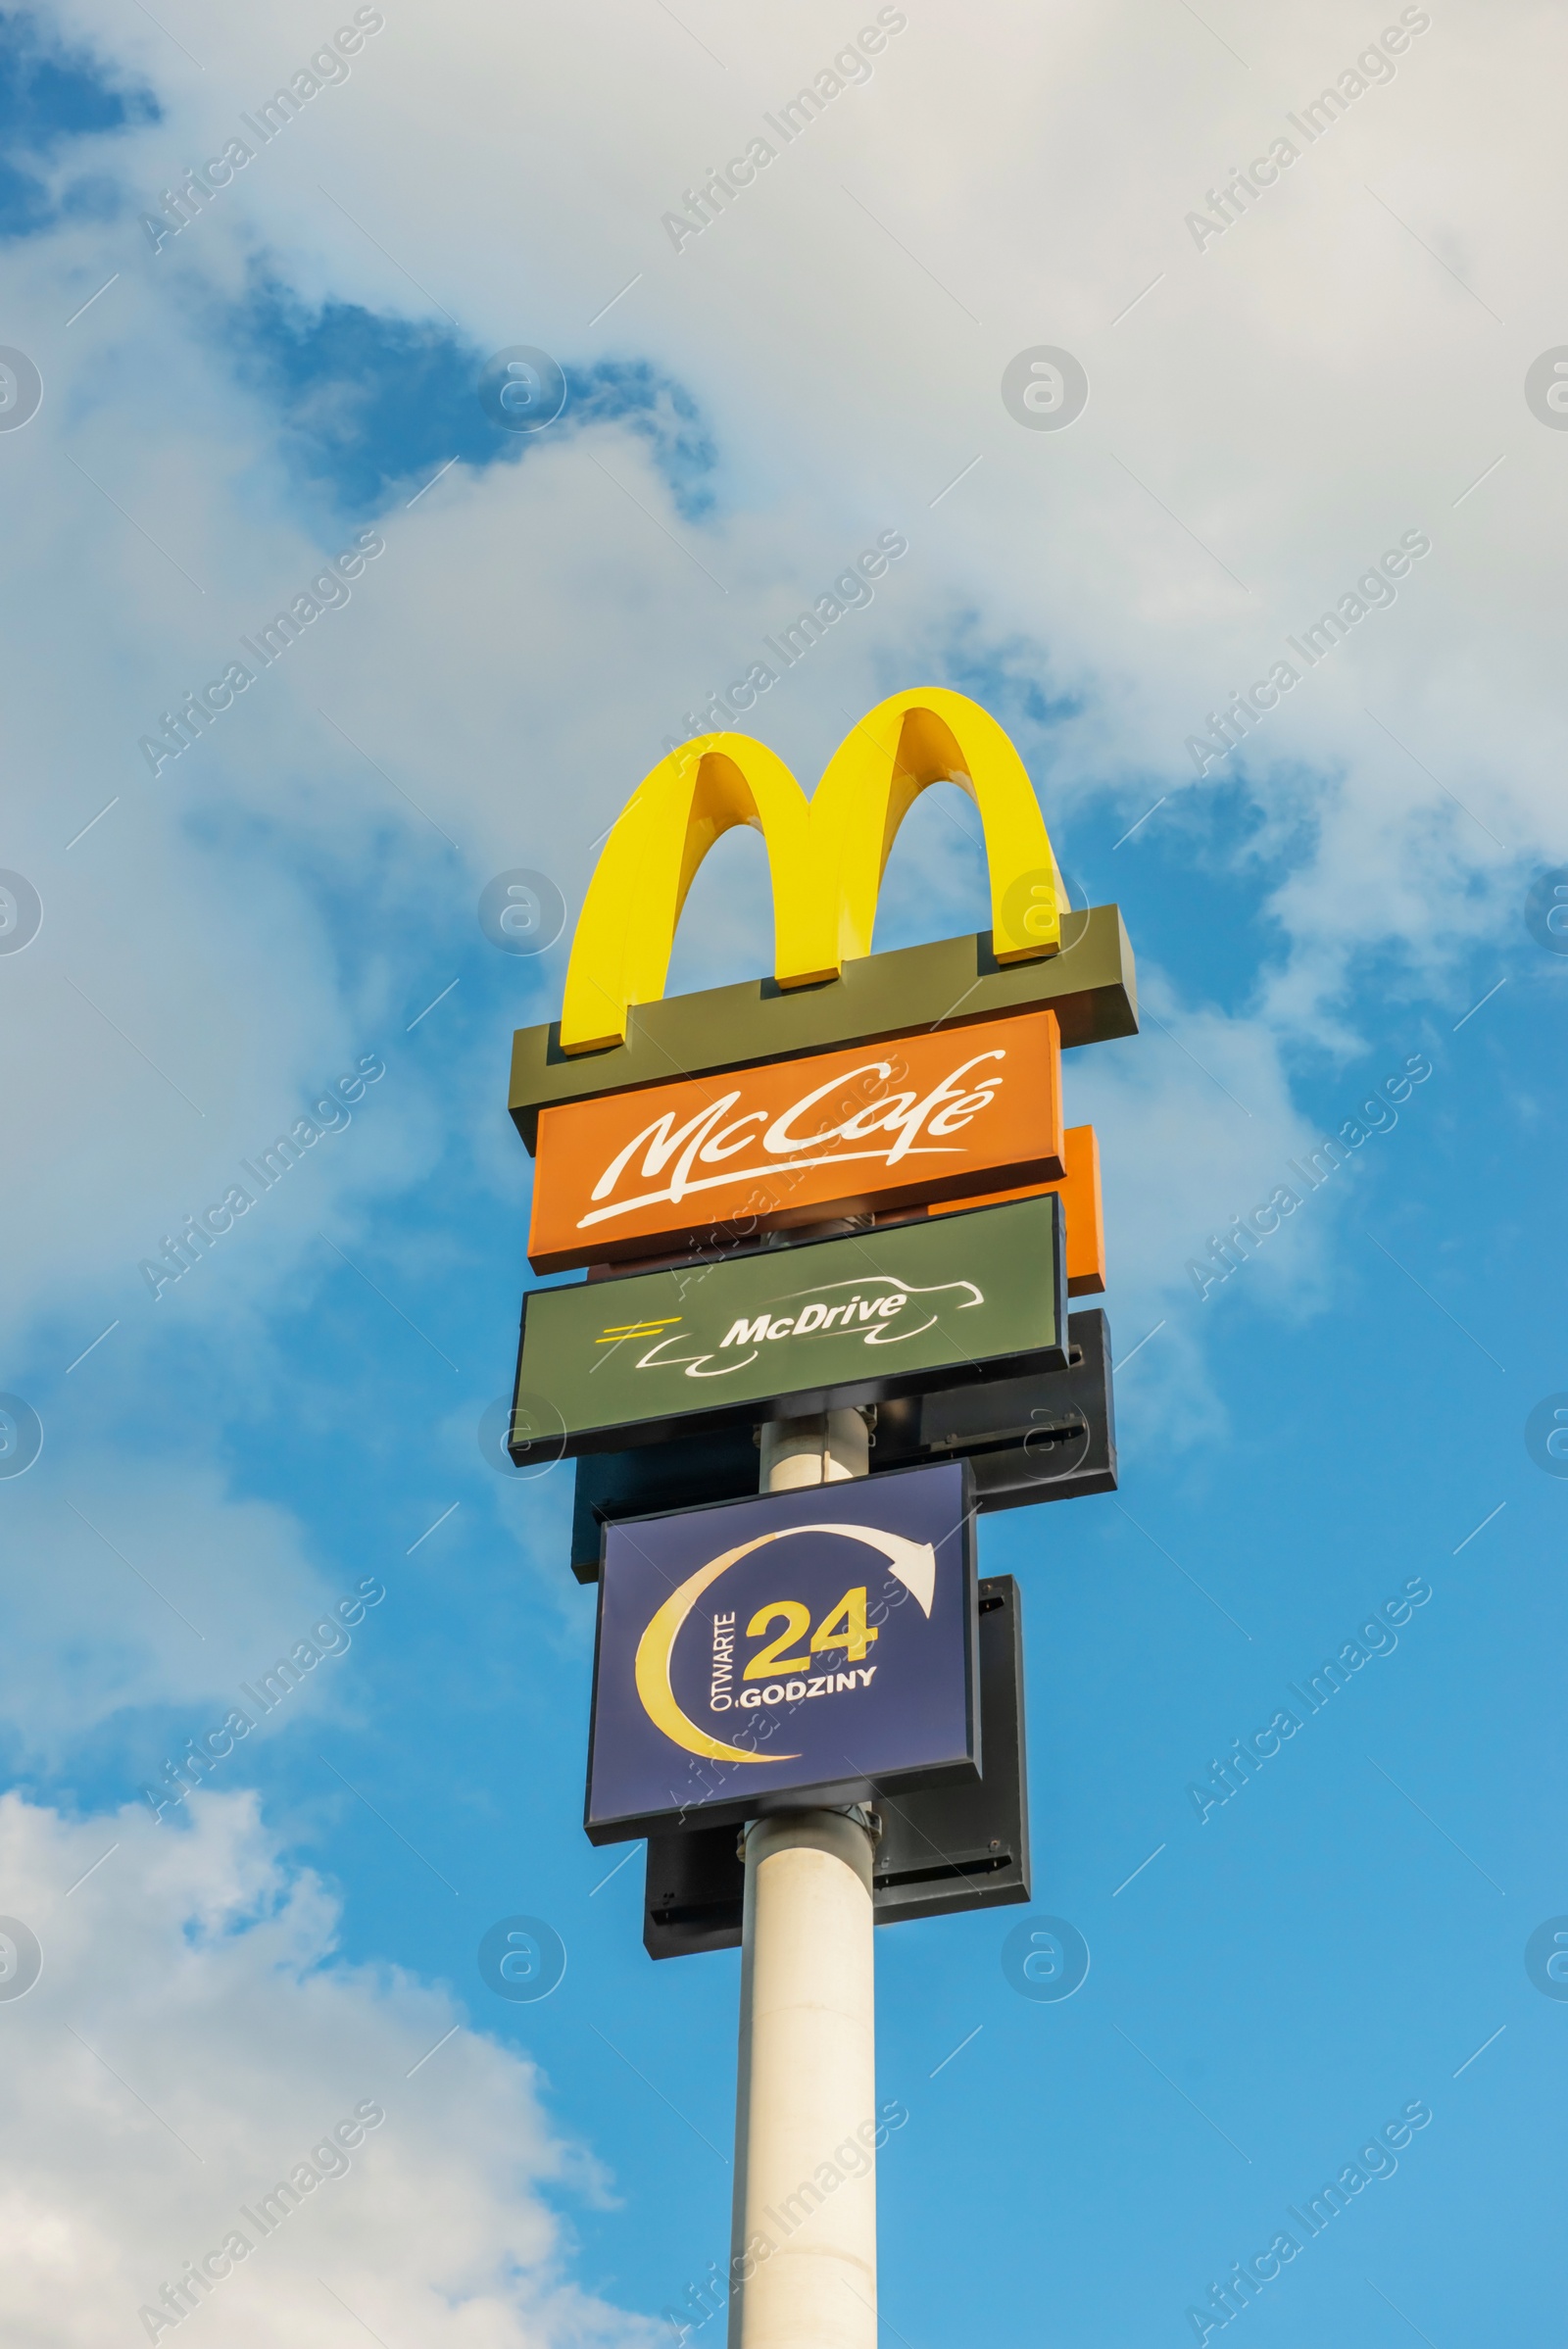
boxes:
[512,1192,1068,1456]
[585,1459,978,1841]
[526,1008,1064,1273]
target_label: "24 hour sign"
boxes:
[584,1460,979,1841]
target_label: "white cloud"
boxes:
[0,1789,656,2349]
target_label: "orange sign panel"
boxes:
[527,1009,1064,1275]
[928,1122,1104,1295]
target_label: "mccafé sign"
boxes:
[526,1008,1064,1273]
[508,687,1139,1465]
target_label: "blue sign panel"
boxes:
[586,1461,978,1844]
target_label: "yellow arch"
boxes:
[562,687,1063,1052]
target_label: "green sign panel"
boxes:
[512,1194,1067,1457]
[509,910,1136,1149]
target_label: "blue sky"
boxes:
[2,3,1566,2345]
[0,4,156,238]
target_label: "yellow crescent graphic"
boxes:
[635,1531,797,1764]
[631,1522,939,1763]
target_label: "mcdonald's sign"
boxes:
[557,687,1067,1054]
[509,687,1137,1145]
[509,687,1136,1462]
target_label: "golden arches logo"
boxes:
[562,686,1066,1053]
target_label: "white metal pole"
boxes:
[758,1405,868,1490]
[727,1407,878,2349]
